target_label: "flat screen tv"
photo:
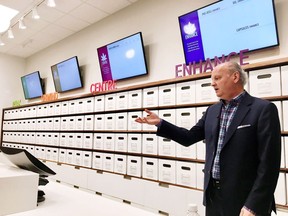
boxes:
[179,0,279,64]
[51,56,83,93]
[21,71,44,99]
[97,32,148,81]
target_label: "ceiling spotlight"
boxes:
[19,17,27,30]
[8,28,14,39]
[47,0,56,7]
[32,7,40,19]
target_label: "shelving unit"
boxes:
[1,57,288,215]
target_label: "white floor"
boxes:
[8,180,159,216]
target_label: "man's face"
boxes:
[211,66,238,101]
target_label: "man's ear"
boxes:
[233,71,240,83]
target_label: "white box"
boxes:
[51,148,59,161]
[75,116,84,130]
[94,95,105,112]
[59,133,68,147]
[105,94,116,111]
[75,99,85,114]
[67,116,76,130]
[92,152,103,170]
[67,133,75,147]
[74,151,83,166]
[275,172,286,205]
[142,134,158,155]
[84,115,94,130]
[176,107,196,129]
[196,140,206,160]
[104,113,115,130]
[94,114,105,130]
[103,153,114,172]
[58,149,67,163]
[115,133,128,152]
[53,117,61,131]
[69,100,77,114]
[283,101,288,131]
[142,110,158,131]
[114,154,127,174]
[103,133,115,151]
[284,137,288,168]
[176,81,196,105]
[142,157,158,181]
[127,156,142,177]
[195,78,218,103]
[47,118,54,130]
[82,151,92,168]
[116,92,128,110]
[128,111,142,131]
[115,112,128,130]
[272,101,283,131]
[66,150,75,164]
[83,133,93,149]
[60,117,69,130]
[93,133,104,150]
[281,137,285,169]
[176,161,197,187]
[158,109,176,124]
[128,89,143,109]
[281,66,288,95]
[75,133,84,148]
[158,137,176,157]
[159,84,176,106]
[61,102,69,115]
[54,102,62,115]
[196,163,205,189]
[143,87,159,108]
[196,106,208,123]
[158,159,176,184]
[0,164,38,216]
[83,97,94,113]
[128,133,142,153]
[249,67,281,97]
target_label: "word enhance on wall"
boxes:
[175,49,249,77]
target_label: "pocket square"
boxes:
[237,124,251,129]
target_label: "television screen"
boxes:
[21,71,44,99]
[51,56,83,93]
[179,0,279,64]
[97,32,148,81]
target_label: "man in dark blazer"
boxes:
[135,62,281,216]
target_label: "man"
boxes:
[135,62,281,216]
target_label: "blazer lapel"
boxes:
[222,93,253,148]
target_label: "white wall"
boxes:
[0,53,25,129]
[22,0,288,104]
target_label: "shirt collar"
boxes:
[220,91,246,107]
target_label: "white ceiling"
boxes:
[0,0,138,58]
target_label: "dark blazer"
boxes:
[157,92,281,215]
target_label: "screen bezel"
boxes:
[21,71,44,100]
[97,32,148,81]
[178,0,279,65]
[51,56,83,93]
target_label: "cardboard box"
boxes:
[92,152,103,170]
[114,154,127,174]
[127,156,142,177]
[158,137,176,157]
[142,157,158,180]
[105,94,116,111]
[116,92,128,110]
[143,87,159,107]
[249,67,281,97]
[94,95,105,112]
[93,133,104,150]
[115,112,128,130]
[84,115,94,130]
[281,66,288,95]
[103,133,115,151]
[158,159,176,184]
[128,133,142,153]
[176,161,196,187]
[128,89,143,109]
[195,78,218,103]
[115,133,128,152]
[103,153,114,172]
[176,81,196,105]
[159,84,176,106]
[142,134,158,155]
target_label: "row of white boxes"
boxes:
[1,143,204,189]
[3,142,287,207]
[3,100,288,132]
[3,65,288,120]
[1,132,206,159]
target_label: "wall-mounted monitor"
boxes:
[178,0,279,64]
[97,32,148,81]
[51,56,83,93]
[21,71,44,99]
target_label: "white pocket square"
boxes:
[237,124,251,129]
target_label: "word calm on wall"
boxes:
[175,49,249,78]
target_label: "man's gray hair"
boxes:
[225,61,248,86]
